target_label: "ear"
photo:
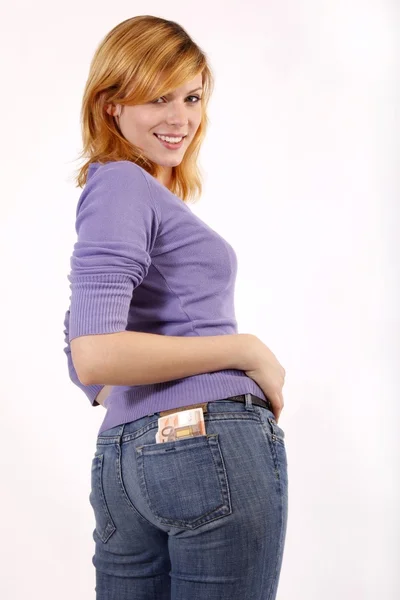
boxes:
[106,104,121,117]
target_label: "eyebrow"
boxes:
[166,87,203,96]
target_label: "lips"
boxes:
[154,134,186,140]
[154,134,185,150]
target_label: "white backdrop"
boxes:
[0,1,398,598]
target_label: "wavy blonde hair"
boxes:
[73,15,214,203]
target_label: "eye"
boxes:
[187,95,202,103]
[151,95,202,104]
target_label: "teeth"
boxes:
[156,134,183,143]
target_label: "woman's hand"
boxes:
[243,335,286,422]
[95,385,113,408]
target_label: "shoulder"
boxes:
[85,161,167,227]
[78,161,161,223]
[84,161,160,202]
[88,160,148,184]
[88,161,159,205]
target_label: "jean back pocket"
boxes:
[135,433,232,529]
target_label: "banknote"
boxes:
[156,407,206,443]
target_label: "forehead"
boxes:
[165,74,203,95]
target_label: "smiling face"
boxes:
[106,73,203,186]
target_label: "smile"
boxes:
[154,134,185,150]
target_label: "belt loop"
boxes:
[244,393,255,412]
[116,423,125,447]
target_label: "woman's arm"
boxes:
[74,331,254,387]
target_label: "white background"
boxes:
[0,1,398,598]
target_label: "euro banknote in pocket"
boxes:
[156,407,206,443]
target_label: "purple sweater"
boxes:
[63,160,267,435]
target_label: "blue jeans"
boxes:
[90,393,288,599]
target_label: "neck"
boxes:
[157,166,173,188]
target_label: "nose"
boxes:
[165,101,189,128]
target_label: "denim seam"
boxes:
[253,413,287,599]
[269,419,286,445]
[92,454,117,543]
[207,434,232,517]
[266,423,287,600]
[113,443,164,530]
[254,412,284,486]
[267,482,285,600]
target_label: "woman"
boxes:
[63,15,288,599]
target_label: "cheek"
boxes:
[190,111,201,126]
[194,112,202,128]
[125,108,154,133]
[193,120,202,135]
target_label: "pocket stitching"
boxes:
[255,413,288,490]
[268,419,286,445]
[136,434,232,529]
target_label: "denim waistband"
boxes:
[97,393,270,442]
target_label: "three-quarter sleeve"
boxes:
[63,308,104,406]
[67,161,160,342]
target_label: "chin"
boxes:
[158,157,183,166]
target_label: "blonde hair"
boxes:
[73,15,215,203]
